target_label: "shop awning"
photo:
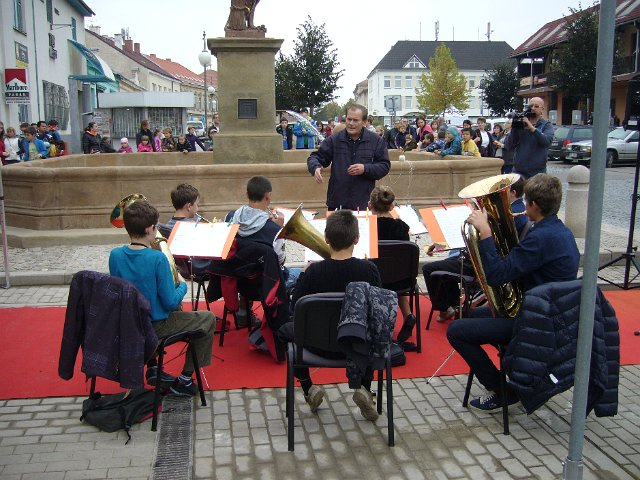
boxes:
[68,39,116,83]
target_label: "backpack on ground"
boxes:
[81,388,157,444]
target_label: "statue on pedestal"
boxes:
[225,0,266,37]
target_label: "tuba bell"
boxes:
[275,205,332,260]
[110,194,181,287]
[458,173,523,318]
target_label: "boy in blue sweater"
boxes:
[109,200,216,396]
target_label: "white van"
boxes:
[186,120,205,137]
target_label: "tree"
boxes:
[415,43,469,117]
[480,62,520,116]
[551,6,599,112]
[274,16,344,116]
[314,101,342,121]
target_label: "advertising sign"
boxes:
[5,68,30,104]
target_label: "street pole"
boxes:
[198,31,212,131]
[562,1,615,478]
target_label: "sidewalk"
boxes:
[0,226,638,479]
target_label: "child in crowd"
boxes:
[426,129,446,152]
[276,117,293,150]
[3,126,21,164]
[153,128,163,153]
[100,137,116,154]
[176,134,191,153]
[434,127,462,157]
[137,135,154,152]
[403,134,418,151]
[461,128,481,157]
[23,126,48,160]
[108,200,216,396]
[420,132,435,151]
[368,186,416,349]
[276,210,383,421]
[186,126,206,151]
[162,128,176,152]
[118,138,133,153]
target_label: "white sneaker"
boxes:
[304,385,324,413]
[353,387,378,422]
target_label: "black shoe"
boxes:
[396,314,416,343]
[169,378,197,397]
[236,310,260,328]
[146,366,176,387]
[469,389,519,413]
[399,341,417,352]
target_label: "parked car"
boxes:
[563,127,639,167]
[549,125,599,161]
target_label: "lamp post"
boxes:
[208,86,217,118]
[198,31,212,130]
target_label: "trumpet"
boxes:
[195,213,214,224]
[110,194,182,288]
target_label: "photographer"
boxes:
[505,97,554,179]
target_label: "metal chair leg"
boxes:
[386,359,394,447]
[462,370,474,407]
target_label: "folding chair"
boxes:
[285,293,394,451]
[371,240,422,352]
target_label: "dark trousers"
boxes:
[422,255,474,311]
[446,307,512,392]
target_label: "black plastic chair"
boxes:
[370,240,422,352]
[285,293,394,451]
[425,271,483,330]
[461,344,510,435]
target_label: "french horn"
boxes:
[275,205,331,260]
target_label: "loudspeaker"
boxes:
[624,78,640,131]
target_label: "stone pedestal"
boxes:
[209,37,284,163]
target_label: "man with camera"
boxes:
[505,97,554,179]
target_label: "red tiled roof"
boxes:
[513,0,640,56]
[145,55,204,84]
[199,70,218,89]
[85,29,177,80]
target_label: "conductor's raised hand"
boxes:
[347,163,364,176]
[314,167,324,184]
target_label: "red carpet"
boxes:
[1,291,638,400]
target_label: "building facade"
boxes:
[366,41,514,124]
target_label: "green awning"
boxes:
[68,39,116,83]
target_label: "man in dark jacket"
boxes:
[505,97,554,179]
[447,173,580,412]
[307,104,390,211]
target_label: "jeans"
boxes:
[446,307,513,392]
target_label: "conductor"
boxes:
[307,104,390,211]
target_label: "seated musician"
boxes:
[446,173,579,411]
[163,183,212,275]
[109,199,216,396]
[277,210,383,421]
[423,177,528,324]
[367,186,416,348]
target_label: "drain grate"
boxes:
[150,396,194,480]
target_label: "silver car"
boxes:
[563,127,639,167]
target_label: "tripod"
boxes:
[597,138,640,290]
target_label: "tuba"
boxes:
[458,173,523,318]
[110,194,181,287]
[275,205,332,260]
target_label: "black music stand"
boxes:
[597,127,640,290]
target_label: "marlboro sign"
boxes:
[5,68,30,104]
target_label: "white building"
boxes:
[366,41,514,124]
[0,0,107,148]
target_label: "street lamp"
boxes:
[208,86,217,117]
[198,31,212,129]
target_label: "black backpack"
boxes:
[81,388,157,444]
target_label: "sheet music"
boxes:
[168,221,238,259]
[304,216,376,262]
[392,205,428,235]
[275,207,316,225]
[432,205,472,250]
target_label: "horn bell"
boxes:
[276,206,332,260]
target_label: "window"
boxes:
[46,0,53,23]
[42,81,69,129]
[404,55,425,69]
[18,104,29,124]
[468,77,476,88]
[405,96,412,109]
[394,76,402,88]
[13,0,25,32]
[405,76,412,88]
[383,76,391,88]
[148,107,182,134]
[112,108,144,138]
[71,17,77,40]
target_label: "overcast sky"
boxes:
[88,0,587,102]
